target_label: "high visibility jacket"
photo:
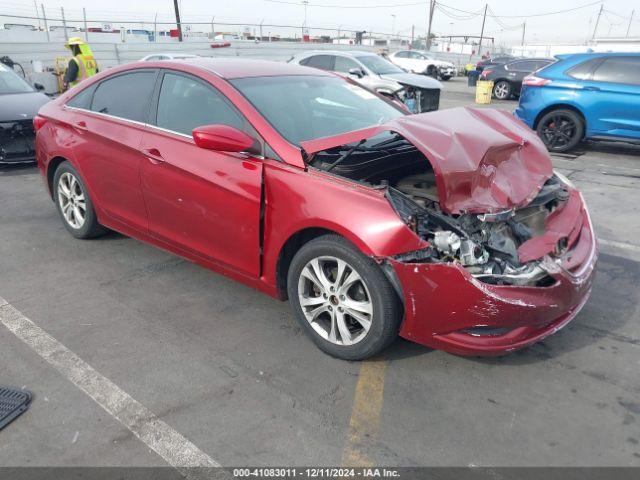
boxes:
[68,53,98,87]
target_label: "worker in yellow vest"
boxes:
[63,37,98,90]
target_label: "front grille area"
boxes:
[0,119,36,163]
[420,88,440,112]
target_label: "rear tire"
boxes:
[287,234,401,360]
[536,109,584,153]
[493,80,512,100]
[53,161,107,239]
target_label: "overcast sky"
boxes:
[2,0,638,45]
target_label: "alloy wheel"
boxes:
[494,82,510,99]
[57,172,86,229]
[297,256,373,346]
[540,115,577,149]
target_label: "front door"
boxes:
[583,56,640,138]
[140,71,263,277]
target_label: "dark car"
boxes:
[480,58,554,100]
[475,55,518,73]
[0,63,49,164]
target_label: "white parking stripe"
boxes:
[0,296,220,476]
[599,238,640,254]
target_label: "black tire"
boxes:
[287,234,401,360]
[53,161,107,239]
[440,75,451,81]
[493,80,512,100]
[536,109,584,153]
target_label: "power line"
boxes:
[437,0,602,19]
[263,0,426,9]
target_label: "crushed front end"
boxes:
[387,173,597,355]
[301,108,598,355]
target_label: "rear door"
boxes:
[139,70,263,277]
[68,70,157,231]
[582,56,640,137]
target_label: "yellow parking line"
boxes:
[341,360,388,467]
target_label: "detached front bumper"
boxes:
[389,199,598,356]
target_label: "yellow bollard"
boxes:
[475,80,494,105]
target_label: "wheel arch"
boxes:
[274,224,386,300]
[533,104,587,133]
[46,156,70,198]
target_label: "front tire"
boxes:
[536,109,584,152]
[53,161,107,239]
[287,235,401,360]
[493,80,512,100]
[440,75,451,81]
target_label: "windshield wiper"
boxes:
[323,139,367,173]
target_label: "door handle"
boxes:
[143,148,164,164]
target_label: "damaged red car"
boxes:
[35,59,597,360]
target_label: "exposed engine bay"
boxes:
[309,132,572,287]
[393,85,440,113]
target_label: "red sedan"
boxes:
[34,59,597,360]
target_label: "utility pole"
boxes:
[592,4,603,40]
[627,10,635,37]
[411,24,415,48]
[41,3,49,42]
[60,6,68,42]
[33,0,40,29]
[83,8,88,42]
[173,0,183,42]
[478,3,488,57]
[521,21,526,46]
[426,0,435,51]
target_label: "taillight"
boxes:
[480,69,491,79]
[522,75,551,87]
[33,115,47,132]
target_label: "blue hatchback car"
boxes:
[514,52,640,152]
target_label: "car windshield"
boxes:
[355,55,404,75]
[0,65,34,94]
[231,75,404,146]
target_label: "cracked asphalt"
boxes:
[1,77,639,468]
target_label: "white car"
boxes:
[388,50,457,80]
[140,53,200,61]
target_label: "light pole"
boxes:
[391,14,396,39]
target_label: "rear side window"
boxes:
[155,72,245,135]
[67,85,95,109]
[334,56,361,73]
[592,57,640,85]
[508,60,538,72]
[395,51,409,58]
[91,71,156,122]
[566,58,601,80]
[302,55,334,71]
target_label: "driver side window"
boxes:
[334,56,361,74]
[155,72,245,136]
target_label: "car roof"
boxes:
[178,57,334,79]
[555,51,640,61]
[295,50,378,58]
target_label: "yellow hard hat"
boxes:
[65,36,85,49]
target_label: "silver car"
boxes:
[289,51,442,113]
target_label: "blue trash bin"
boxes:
[468,70,480,87]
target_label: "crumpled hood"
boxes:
[300,107,553,214]
[381,72,442,90]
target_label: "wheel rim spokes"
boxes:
[58,172,86,229]
[543,116,575,148]
[298,256,373,346]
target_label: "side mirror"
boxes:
[348,68,365,78]
[34,82,45,91]
[192,124,255,153]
